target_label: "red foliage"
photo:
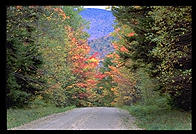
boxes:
[95,73,106,79]
[78,93,88,99]
[86,79,96,85]
[89,52,99,59]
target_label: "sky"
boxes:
[83,6,111,10]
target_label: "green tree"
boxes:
[6,6,45,108]
[148,6,192,110]
[111,6,192,110]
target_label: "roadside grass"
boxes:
[7,104,75,129]
[120,105,192,130]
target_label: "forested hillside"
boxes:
[79,8,115,40]
[79,8,115,59]
[88,36,114,59]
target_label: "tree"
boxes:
[6,6,45,107]
[36,6,93,107]
[149,6,192,110]
[111,6,192,110]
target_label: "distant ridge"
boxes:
[79,8,116,40]
[79,8,116,59]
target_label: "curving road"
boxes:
[10,107,142,130]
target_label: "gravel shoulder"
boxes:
[9,107,142,130]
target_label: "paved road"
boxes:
[10,107,142,130]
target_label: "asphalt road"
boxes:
[10,107,142,130]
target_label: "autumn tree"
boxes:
[66,31,100,107]
[111,6,192,110]
[35,6,94,107]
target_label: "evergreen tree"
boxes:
[111,6,192,110]
[6,6,45,107]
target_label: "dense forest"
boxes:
[6,5,191,113]
[111,6,192,110]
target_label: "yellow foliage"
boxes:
[66,85,73,89]
[88,58,98,63]
[37,95,43,100]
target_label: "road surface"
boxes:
[10,107,142,130]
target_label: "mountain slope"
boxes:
[79,8,115,40]
[79,8,116,58]
[88,36,114,59]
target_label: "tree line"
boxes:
[6,6,117,108]
[6,6,192,111]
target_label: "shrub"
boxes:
[135,68,171,110]
[29,96,48,108]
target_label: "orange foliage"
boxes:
[29,5,37,8]
[115,27,120,32]
[16,6,22,9]
[65,25,101,98]
[95,73,106,80]
[106,54,113,58]
[53,7,69,20]
[76,83,87,88]
[112,42,118,49]
[86,79,97,87]
[127,32,135,37]
[120,46,128,53]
